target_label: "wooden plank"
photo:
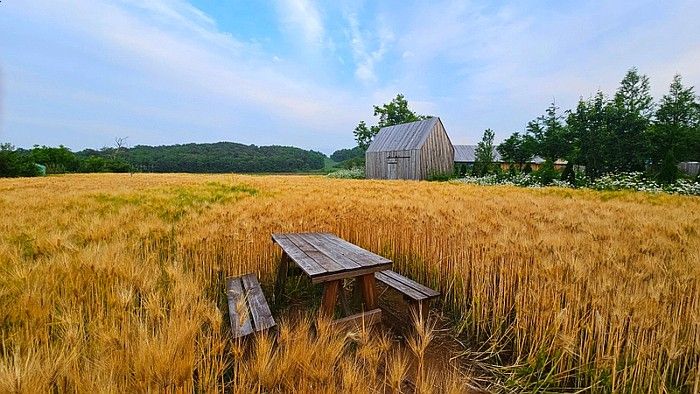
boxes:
[272,234,327,277]
[311,263,392,284]
[226,277,254,338]
[241,273,276,332]
[375,271,428,301]
[321,280,340,316]
[319,233,391,267]
[332,308,382,326]
[300,233,362,271]
[381,270,440,298]
[286,233,346,272]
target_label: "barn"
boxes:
[365,117,454,180]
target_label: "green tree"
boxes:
[566,92,616,178]
[473,129,496,176]
[353,94,427,150]
[658,149,679,184]
[610,67,654,171]
[526,102,572,162]
[0,144,40,177]
[498,132,536,170]
[650,74,700,164]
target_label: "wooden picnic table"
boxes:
[272,232,392,320]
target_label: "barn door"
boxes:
[387,158,398,179]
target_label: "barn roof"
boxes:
[453,144,547,164]
[366,117,440,152]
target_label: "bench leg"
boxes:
[408,300,429,323]
[274,252,290,306]
[321,280,340,317]
[359,274,377,310]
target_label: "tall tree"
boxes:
[474,129,496,176]
[566,92,616,178]
[353,94,427,150]
[610,67,654,171]
[650,74,700,164]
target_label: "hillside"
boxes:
[78,142,327,173]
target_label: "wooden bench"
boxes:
[375,270,440,319]
[226,273,276,338]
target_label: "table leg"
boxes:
[321,280,340,317]
[359,274,377,310]
[274,252,290,306]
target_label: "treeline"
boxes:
[496,68,700,182]
[0,142,327,177]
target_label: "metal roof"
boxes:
[453,144,547,163]
[366,117,439,152]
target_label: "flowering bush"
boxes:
[327,167,365,179]
[455,171,700,196]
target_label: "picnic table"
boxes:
[272,232,392,321]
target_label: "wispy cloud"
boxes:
[275,0,326,49]
[345,12,394,84]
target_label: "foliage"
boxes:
[658,150,679,184]
[505,67,700,180]
[497,132,536,169]
[457,170,700,196]
[353,94,428,150]
[30,145,81,174]
[473,129,496,176]
[326,167,365,179]
[330,146,364,162]
[0,144,41,177]
[533,160,558,185]
[81,142,326,173]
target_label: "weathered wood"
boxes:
[271,234,326,277]
[310,264,391,284]
[320,233,391,266]
[301,233,362,271]
[227,274,276,338]
[274,252,290,304]
[321,280,340,317]
[365,117,453,180]
[332,308,382,327]
[359,273,378,309]
[241,274,276,332]
[286,233,346,272]
[375,270,440,301]
[226,277,253,338]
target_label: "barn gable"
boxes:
[365,117,454,180]
[366,117,439,153]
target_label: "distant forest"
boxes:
[1,142,327,177]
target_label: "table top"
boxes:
[272,232,392,283]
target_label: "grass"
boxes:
[0,173,699,392]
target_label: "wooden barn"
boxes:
[365,117,454,180]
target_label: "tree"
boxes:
[650,75,700,164]
[610,67,654,171]
[353,94,427,150]
[658,150,679,184]
[566,92,616,178]
[526,102,571,162]
[473,129,496,176]
[0,144,40,177]
[498,132,536,170]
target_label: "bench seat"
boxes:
[227,273,276,338]
[375,270,440,302]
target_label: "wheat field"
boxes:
[1,173,698,392]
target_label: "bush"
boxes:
[658,150,679,184]
[427,170,453,182]
[534,160,558,185]
[0,144,41,178]
[327,167,364,179]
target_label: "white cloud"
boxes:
[346,12,394,84]
[275,0,325,48]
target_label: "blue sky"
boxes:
[1,1,699,154]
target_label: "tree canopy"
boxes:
[353,94,428,150]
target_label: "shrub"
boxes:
[327,167,364,179]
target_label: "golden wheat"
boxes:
[0,173,698,392]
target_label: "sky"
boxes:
[1,1,699,155]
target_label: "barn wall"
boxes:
[365,149,419,179]
[419,122,454,179]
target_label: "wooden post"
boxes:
[359,274,377,310]
[321,280,340,317]
[274,252,290,306]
